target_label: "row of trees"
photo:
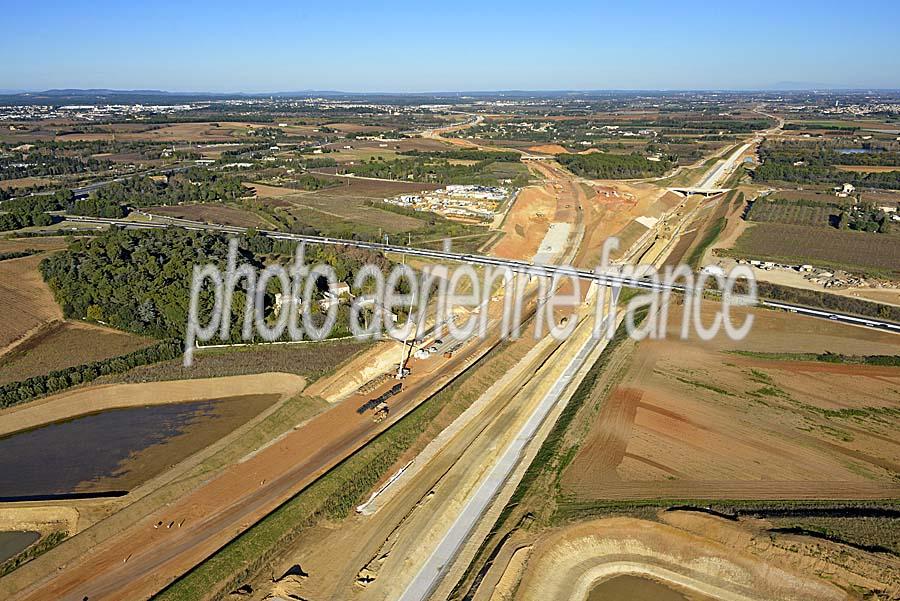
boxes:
[400,149,521,162]
[0,339,182,408]
[288,174,342,191]
[342,156,506,185]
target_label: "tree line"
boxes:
[342,156,508,185]
[400,149,521,162]
[0,339,182,409]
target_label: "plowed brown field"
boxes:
[0,254,62,356]
[562,301,900,500]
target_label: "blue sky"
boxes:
[2,0,899,92]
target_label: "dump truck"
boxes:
[372,402,389,423]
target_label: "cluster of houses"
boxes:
[384,185,510,221]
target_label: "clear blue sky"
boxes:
[3,0,899,92]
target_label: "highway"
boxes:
[398,295,611,601]
[70,165,193,198]
[62,214,900,335]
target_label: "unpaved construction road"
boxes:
[6,329,504,601]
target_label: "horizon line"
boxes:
[5,86,900,97]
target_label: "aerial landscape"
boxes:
[1,1,899,600]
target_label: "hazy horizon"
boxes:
[3,0,899,93]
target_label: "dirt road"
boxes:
[7,327,505,601]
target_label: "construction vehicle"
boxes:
[372,402,389,423]
[396,334,415,379]
[357,383,403,415]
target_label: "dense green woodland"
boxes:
[754,142,900,189]
[556,152,673,179]
[40,228,392,340]
[0,189,72,231]
[91,168,246,208]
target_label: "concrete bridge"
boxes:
[667,187,730,197]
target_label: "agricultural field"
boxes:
[253,178,432,236]
[0,321,153,386]
[250,176,490,245]
[50,122,275,144]
[0,254,62,355]
[835,165,900,173]
[746,196,844,227]
[727,221,900,276]
[0,236,72,254]
[103,339,372,385]
[560,301,900,502]
[145,203,269,228]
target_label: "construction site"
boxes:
[1,90,898,601]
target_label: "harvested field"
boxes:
[145,204,268,228]
[729,222,900,276]
[0,254,62,356]
[0,237,71,254]
[0,321,153,386]
[248,177,438,235]
[835,165,900,173]
[561,301,900,501]
[0,177,54,190]
[55,122,266,143]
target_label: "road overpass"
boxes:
[668,139,756,197]
[667,186,730,197]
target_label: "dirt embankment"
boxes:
[0,372,306,436]
[0,506,78,538]
[304,340,398,402]
[513,517,852,601]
